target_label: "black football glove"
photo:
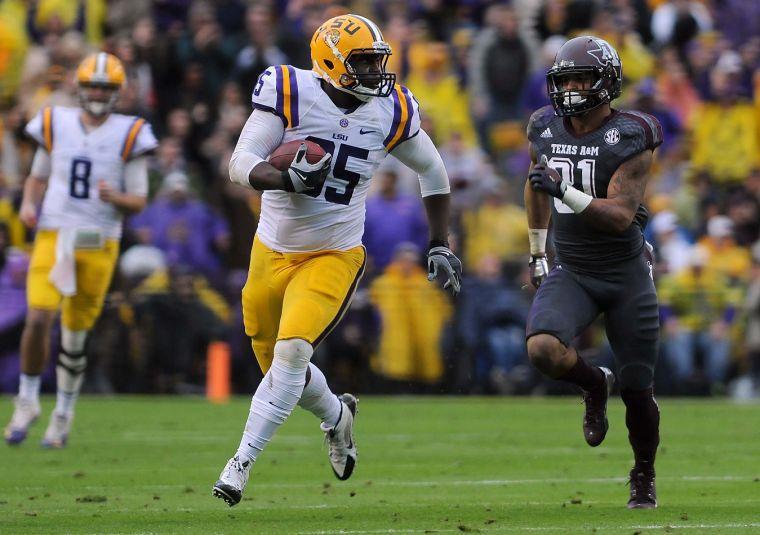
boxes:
[281,143,332,193]
[528,254,549,289]
[529,155,566,199]
[427,243,462,296]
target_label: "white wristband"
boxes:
[528,228,548,256]
[561,186,593,213]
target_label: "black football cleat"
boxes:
[212,482,241,507]
[627,467,657,509]
[582,367,614,447]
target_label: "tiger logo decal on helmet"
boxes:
[76,52,126,116]
[311,14,396,99]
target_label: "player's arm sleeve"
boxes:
[391,128,450,197]
[30,147,52,179]
[122,119,158,161]
[123,156,149,197]
[25,106,54,151]
[383,85,421,152]
[228,109,285,189]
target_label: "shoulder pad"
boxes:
[24,106,55,151]
[526,105,556,143]
[121,117,158,160]
[382,85,421,152]
[251,65,301,128]
[618,111,663,152]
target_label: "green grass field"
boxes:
[1,396,759,534]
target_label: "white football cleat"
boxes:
[41,411,73,449]
[320,393,358,481]
[212,455,252,507]
[4,397,41,445]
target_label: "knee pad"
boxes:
[62,328,88,354]
[58,351,87,375]
[273,338,313,370]
[59,328,88,375]
[526,334,564,370]
[618,362,654,391]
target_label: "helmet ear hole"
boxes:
[323,59,334,70]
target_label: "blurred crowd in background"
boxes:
[1,0,759,398]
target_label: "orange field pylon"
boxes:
[207,341,231,403]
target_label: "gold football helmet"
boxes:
[76,52,126,116]
[311,14,395,99]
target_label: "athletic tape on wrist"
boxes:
[561,186,593,213]
[528,229,547,256]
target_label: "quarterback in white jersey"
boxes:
[4,53,157,449]
[213,14,461,507]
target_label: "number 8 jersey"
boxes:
[25,106,158,239]
[252,65,421,252]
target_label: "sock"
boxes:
[18,374,41,401]
[298,363,342,426]
[54,328,88,416]
[621,387,660,472]
[236,339,311,462]
[558,352,604,391]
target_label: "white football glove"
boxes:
[282,143,332,193]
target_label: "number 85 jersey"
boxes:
[25,106,158,239]
[252,65,421,252]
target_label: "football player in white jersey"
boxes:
[212,14,461,506]
[4,53,157,448]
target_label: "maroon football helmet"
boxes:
[547,36,623,117]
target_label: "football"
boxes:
[269,139,326,171]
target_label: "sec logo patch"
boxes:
[604,128,620,145]
[339,118,349,128]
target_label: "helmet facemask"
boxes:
[78,82,121,117]
[547,65,617,117]
[340,48,396,99]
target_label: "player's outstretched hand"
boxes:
[529,254,549,289]
[529,155,566,199]
[283,143,332,193]
[19,201,38,229]
[427,244,462,296]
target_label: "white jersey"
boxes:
[25,106,158,239]
[252,65,421,252]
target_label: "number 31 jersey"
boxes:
[25,106,158,239]
[252,65,421,252]
[527,105,662,271]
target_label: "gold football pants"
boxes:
[242,236,366,373]
[27,229,119,330]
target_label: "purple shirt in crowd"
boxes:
[0,251,29,392]
[130,198,230,279]
[0,251,28,333]
[363,193,428,271]
[715,0,760,47]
